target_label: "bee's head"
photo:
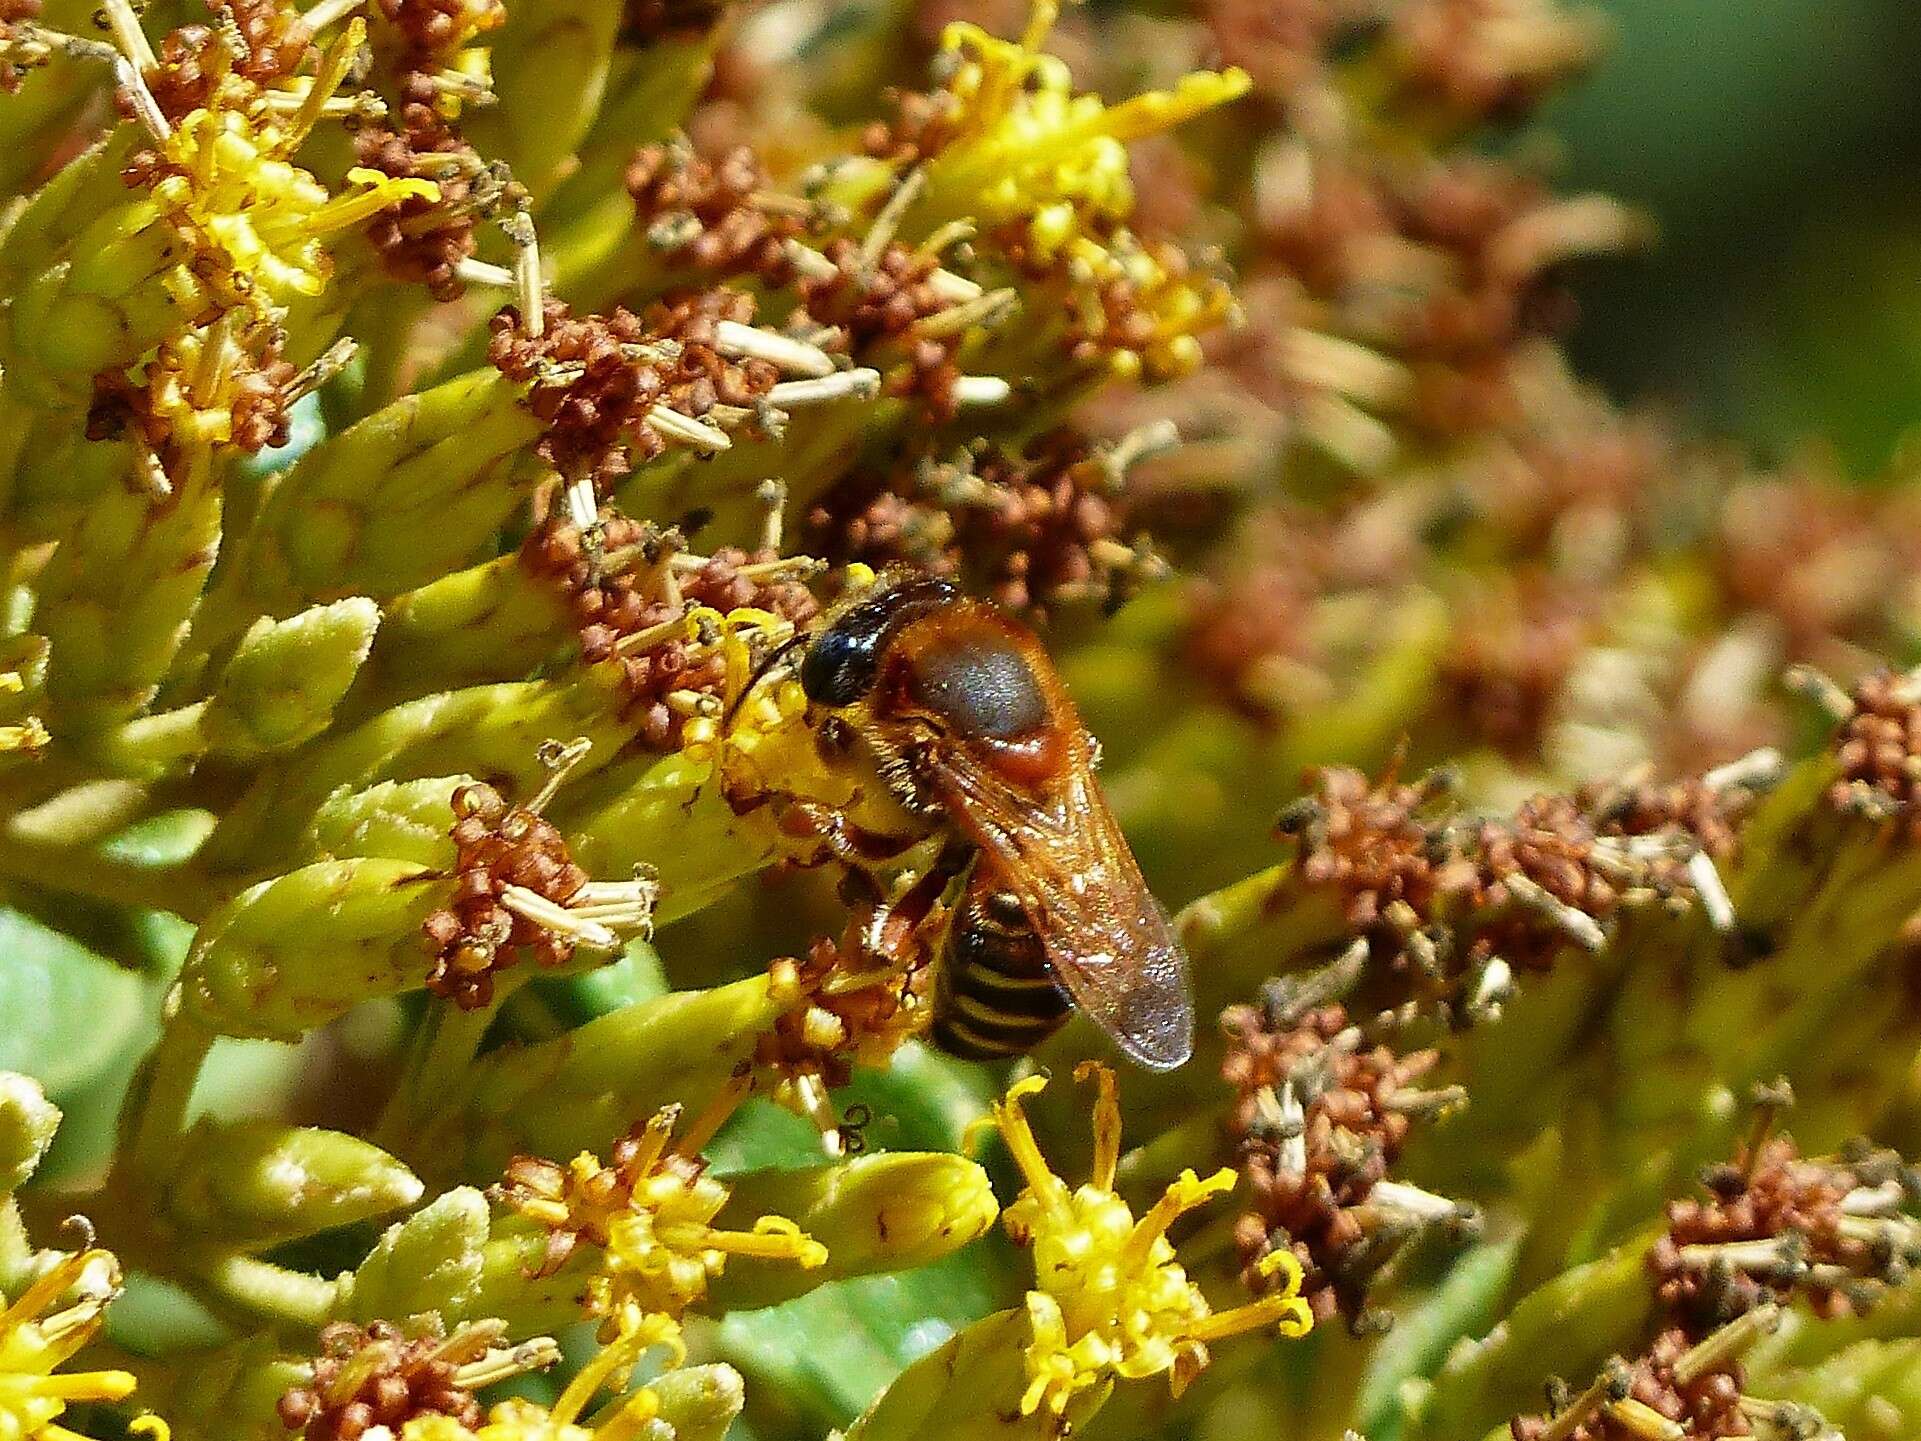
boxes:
[800,574,961,708]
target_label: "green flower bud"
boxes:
[200,370,541,637]
[163,1119,423,1245]
[0,1071,59,1194]
[201,599,382,759]
[34,452,223,732]
[555,751,771,927]
[0,132,187,407]
[341,1186,490,1323]
[646,1362,746,1441]
[300,776,470,867]
[458,973,784,1174]
[202,670,629,873]
[178,858,446,1038]
[366,557,574,709]
[706,1153,999,1311]
[462,0,620,203]
[843,1308,1112,1441]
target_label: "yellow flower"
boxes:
[910,2,1249,257]
[990,1065,1312,1421]
[0,1248,140,1441]
[497,1084,826,1354]
[399,1330,656,1441]
[144,20,437,311]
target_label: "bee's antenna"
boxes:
[723,629,813,735]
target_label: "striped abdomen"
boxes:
[932,877,1070,1060]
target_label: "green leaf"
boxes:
[0,906,149,1095]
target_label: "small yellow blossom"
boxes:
[911,3,1249,255]
[399,1329,656,1441]
[989,1064,1312,1421]
[497,1084,826,1354]
[0,1248,140,1441]
[145,21,437,312]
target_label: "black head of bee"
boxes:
[800,574,960,707]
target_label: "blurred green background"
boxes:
[1557,0,1921,474]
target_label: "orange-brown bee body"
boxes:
[800,573,1193,1069]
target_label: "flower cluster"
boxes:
[1223,979,1471,1326]
[990,1066,1312,1422]
[496,1094,826,1350]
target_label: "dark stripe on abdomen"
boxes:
[933,893,1069,1060]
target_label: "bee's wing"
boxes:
[927,733,1194,1070]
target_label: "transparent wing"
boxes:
[927,732,1193,1069]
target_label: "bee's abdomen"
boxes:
[933,889,1069,1061]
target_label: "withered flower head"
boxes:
[626,141,807,286]
[278,1319,536,1441]
[1650,1125,1921,1328]
[1223,979,1471,1326]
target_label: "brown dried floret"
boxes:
[1436,576,1593,758]
[1388,0,1605,126]
[419,782,591,1009]
[354,111,495,302]
[520,502,817,750]
[488,293,778,491]
[86,323,301,469]
[861,86,965,166]
[1713,476,1913,660]
[1584,772,1752,865]
[1469,790,1624,971]
[625,142,806,285]
[377,0,504,55]
[804,429,1162,618]
[1507,1328,1750,1441]
[278,1319,492,1441]
[1828,669,1921,833]
[138,2,315,121]
[1224,994,1465,1325]
[1277,764,1724,997]
[1279,765,1456,937]
[1649,1133,1921,1327]
[350,0,508,298]
[797,238,962,417]
[1250,152,1634,446]
[759,927,932,1097]
[1200,0,1352,105]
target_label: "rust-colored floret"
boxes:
[1507,1328,1748,1441]
[420,782,591,1008]
[1828,670,1921,833]
[138,2,316,121]
[521,503,817,750]
[1436,577,1592,759]
[278,1320,489,1441]
[797,238,962,418]
[87,326,302,467]
[1648,1134,1904,1326]
[805,430,1154,617]
[1281,765,1453,936]
[1223,998,1452,1323]
[490,293,779,490]
[626,142,806,285]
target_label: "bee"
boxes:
[798,572,1193,1070]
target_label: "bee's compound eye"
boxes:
[800,575,961,707]
[799,625,875,706]
[908,634,1050,740]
